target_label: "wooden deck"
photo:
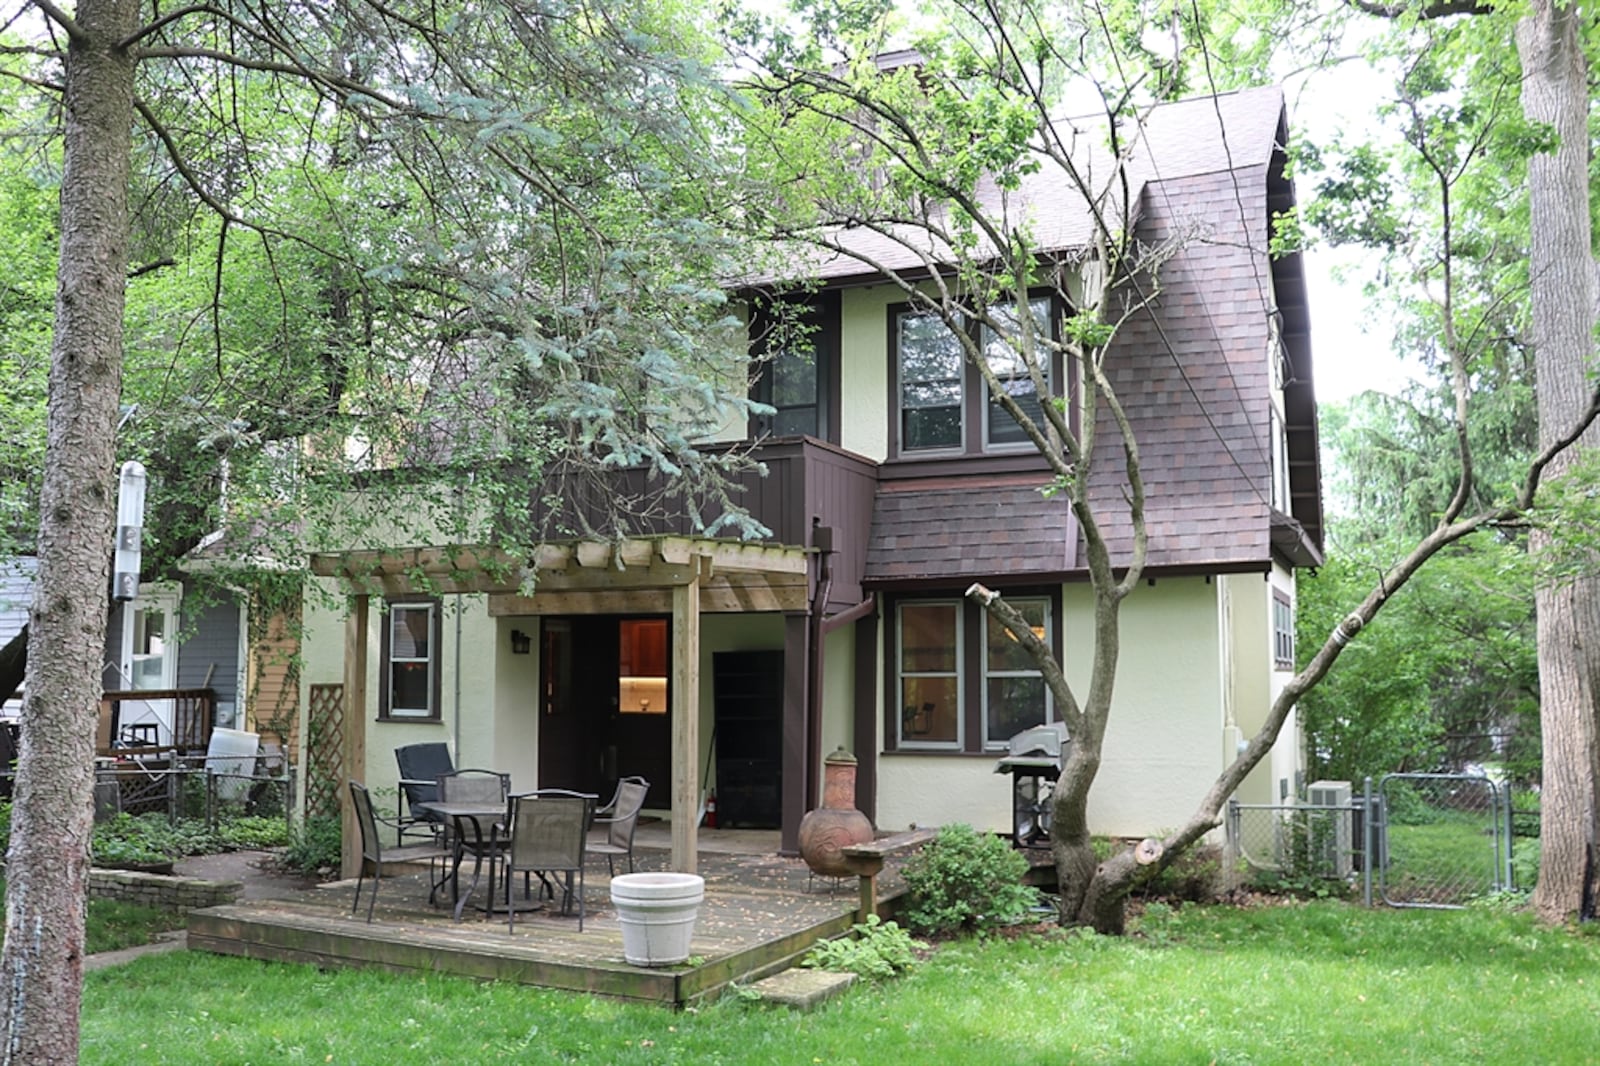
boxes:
[187,835,906,1007]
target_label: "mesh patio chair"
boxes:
[501,791,593,933]
[348,780,450,923]
[435,768,512,861]
[393,742,454,844]
[590,776,649,875]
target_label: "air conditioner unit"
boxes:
[1305,780,1353,878]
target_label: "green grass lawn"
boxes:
[0,879,184,955]
[80,900,1600,1064]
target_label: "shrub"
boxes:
[281,814,342,875]
[800,914,927,980]
[901,824,1037,936]
[92,814,189,866]
[1138,843,1224,903]
[215,815,290,850]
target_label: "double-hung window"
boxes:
[890,592,1058,752]
[750,293,840,444]
[381,599,441,720]
[1272,589,1295,671]
[982,597,1052,745]
[982,297,1053,447]
[897,602,962,746]
[897,313,965,451]
[893,293,1062,457]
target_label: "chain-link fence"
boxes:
[1228,773,1515,909]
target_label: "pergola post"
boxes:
[670,567,701,873]
[339,593,369,878]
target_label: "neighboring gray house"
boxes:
[1,557,36,719]
[99,578,247,748]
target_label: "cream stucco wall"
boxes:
[874,577,1228,838]
[1267,564,1301,803]
[837,285,899,460]
[819,624,856,771]
[1221,572,1273,805]
[301,587,505,805]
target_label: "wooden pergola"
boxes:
[310,537,811,877]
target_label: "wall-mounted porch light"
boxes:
[510,629,531,655]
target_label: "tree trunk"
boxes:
[1049,747,1101,924]
[1517,0,1600,925]
[0,1,137,1060]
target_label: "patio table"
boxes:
[419,799,517,921]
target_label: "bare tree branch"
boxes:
[27,0,85,44]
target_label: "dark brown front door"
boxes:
[538,615,672,801]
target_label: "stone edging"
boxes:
[87,867,242,913]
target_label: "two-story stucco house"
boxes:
[300,84,1322,872]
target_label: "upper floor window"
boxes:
[982,298,1053,448]
[380,599,441,720]
[750,292,840,444]
[898,314,965,450]
[1269,404,1292,513]
[892,294,1061,458]
[888,590,1059,752]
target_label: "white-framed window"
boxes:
[381,599,440,719]
[896,312,965,452]
[1272,589,1294,671]
[890,590,1060,753]
[981,297,1053,448]
[1270,403,1292,513]
[894,295,1061,456]
[896,601,963,748]
[982,597,1052,746]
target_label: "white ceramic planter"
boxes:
[610,872,705,967]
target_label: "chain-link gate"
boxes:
[1228,773,1515,909]
[1377,773,1512,908]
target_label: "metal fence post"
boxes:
[1362,776,1373,908]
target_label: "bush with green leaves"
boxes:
[215,815,290,850]
[799,914,927,980]
[900,823,1037,936]
[280,814,342,875]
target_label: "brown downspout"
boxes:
[806,522,834,814]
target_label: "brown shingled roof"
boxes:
[771,85,1287,285]
[864,479,1078,585]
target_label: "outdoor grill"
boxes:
[994,721,1069,848]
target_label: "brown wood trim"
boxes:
[853,608,879,824]
[780,613,809,856]
[875,467,1052,491]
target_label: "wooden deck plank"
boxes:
[185,845,917,1007]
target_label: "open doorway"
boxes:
[538,615,671,801]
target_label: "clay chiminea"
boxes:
[798,747,875,877]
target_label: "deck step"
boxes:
[749,968,856,1010]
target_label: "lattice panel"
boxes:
[305,683,345,817]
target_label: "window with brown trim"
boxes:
[1272,589,1295,671]
[885,588,1061,753]
[749,292,841,444]
[379,599,442,720]
[889,293,1066,459]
